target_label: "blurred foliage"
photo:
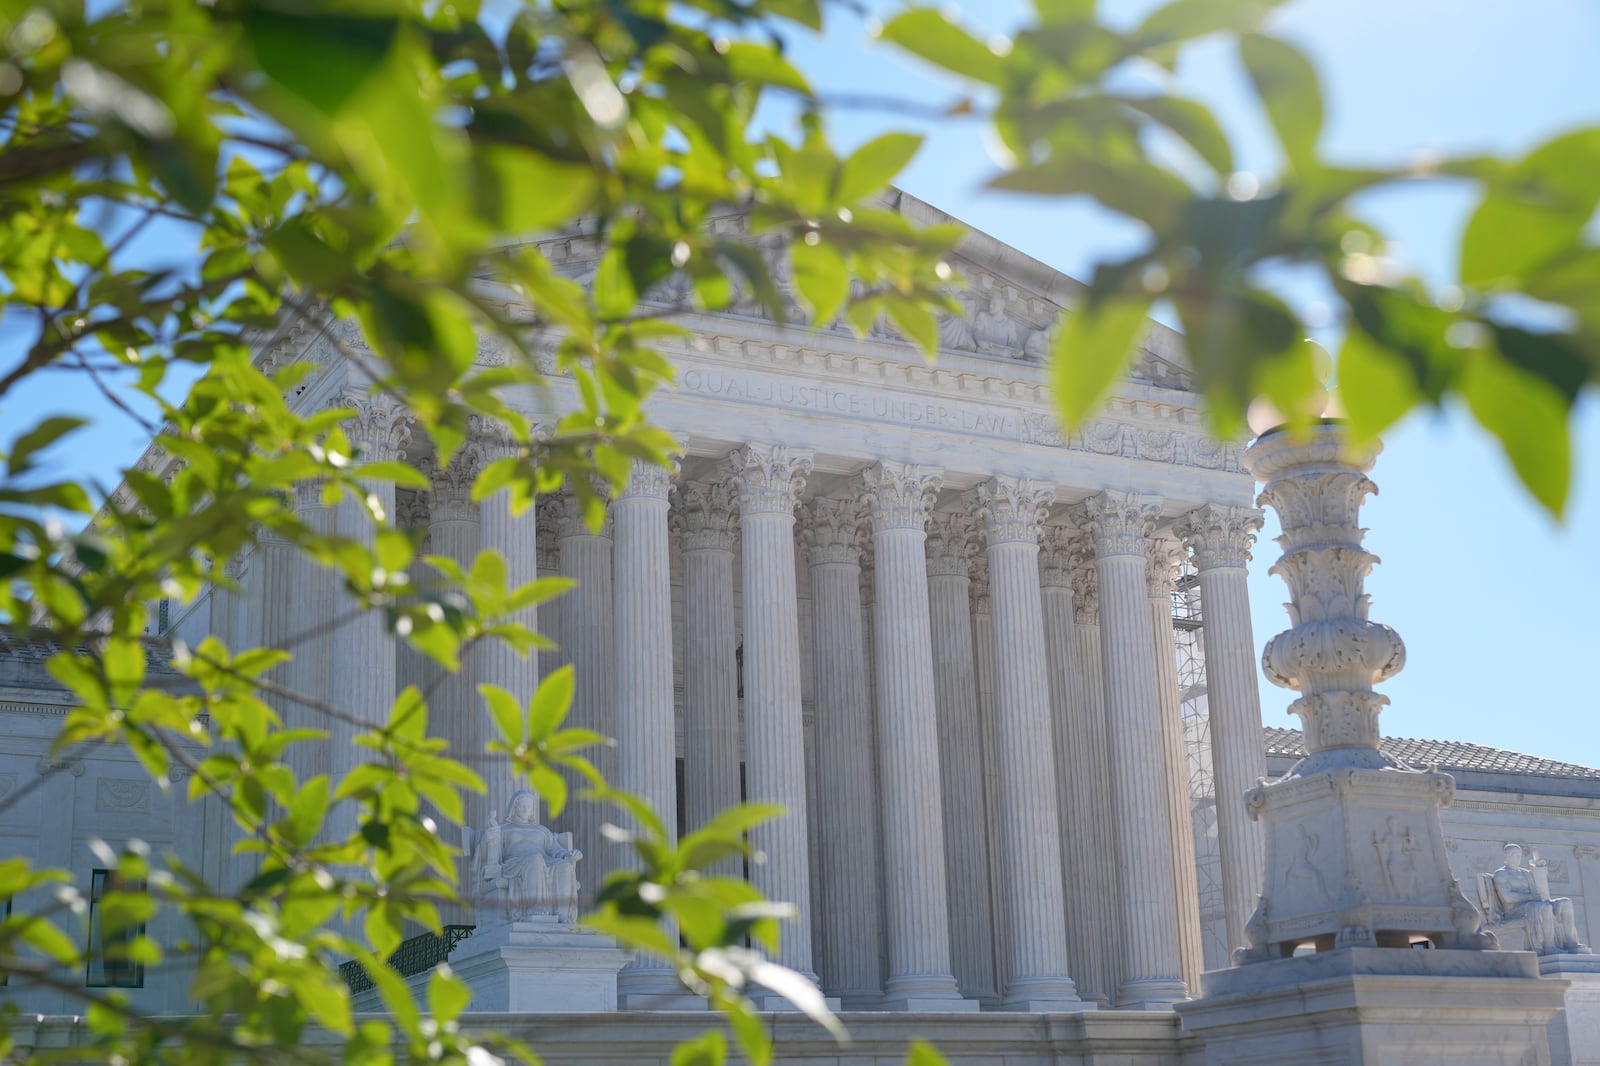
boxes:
[0,0,1594,1061]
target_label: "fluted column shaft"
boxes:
[973,477,1080,1011]
[926,513,998,1002]
[329,391,411,846]
[533,498,563,683]
[1079,490,1186,1008]
[475,427,540,821]
[287,485,336,784]
[861,463,967,1010]
[552,488,614,893]
[674,482,741,861]
[801,497,884,1007]
[727,444,817,983]
[1039,528,1110,1007]
[1176,504,1267,958]
[969,559,1009,995]
[423,450,484,825]
[1069,556,1120,1005]
[1146,540,1204,997]
[614,459,685,1002]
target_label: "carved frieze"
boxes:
[96,777,151,814]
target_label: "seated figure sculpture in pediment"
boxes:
[468,790,582,925]
[1486,843,1589,955]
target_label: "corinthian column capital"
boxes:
[421,445,485,523]
[925,511,978,578]
[544,482,612,540]
[971,476,1055,546]
[621,457,677,501]
[723,443,814,516]
[336,388,413,462]
[1144,535,1182,599]
[1039,524,1077,588]
[671,481,739,553]
[1173,503,1264,571]
[860,461,942,532]
[1073,490,1162,558]
[800,496,867,566]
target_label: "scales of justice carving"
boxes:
[466,790,582,926]
[1236,424,1495,960]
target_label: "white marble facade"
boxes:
[6,194,1600,1039]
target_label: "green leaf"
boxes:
[1462,342,1572,516]
[1135,0,1283,48]
[480,684,526,747]
[476,146,596,234]
[789,240,849,326]
[8,417,86,476]
[1122,95,1233,175]
[1460,129,1600,289]
[1050,294,1153,427]
[878,10,1009,86]
[528,665,575,740]
[905,1039,952,1066]
[1336,324,1421,442]
[244,10,401,117]
[428,964,472,1024]
[884,298,939,357]
[672,1030,727,1066]
[989,158,1190,231]
[1238,33,1323,170]
[835,133,924,205]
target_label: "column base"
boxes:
[1001,976,1088,1012]
[750,992,843,1012]
[879,995,980,1012]
[1177,947,1566,1065]
[617,966,708,1011]
[834,989,886,1011]
[883,972,966,1010]
[1116,976,1187,1009]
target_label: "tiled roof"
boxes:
[1262,726,1600,781]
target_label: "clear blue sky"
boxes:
[775,0,1600,768]
[11,1,1598,768]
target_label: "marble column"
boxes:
[1069,546,1121,1005]
[972,477,1081,1011]
[724,443,818,989]
[969,555,1009,997]
[1039,525,1111,1008]
[533,497,563,683]
[473,424,540,821]
[287,482,335,784]
[1174,503,1267,960]
[800,496,884,1007]
[1076,490,1186,1008]
[672,481,741,860]
[550,483,614,893]
[422,446,485,822]
[329,389,412,845]
[614,458,694,1006]
[925,511,998,1003]
[1145,536,1205,998]
[861,462,970,1012]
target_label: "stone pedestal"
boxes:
[450,918,633,1012]
[1179,948,1568,1065]
[1542,954,1600,1066]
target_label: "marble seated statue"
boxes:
[468,790,582,925]
[1477,843,1589,955]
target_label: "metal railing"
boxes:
[339,925,476,995]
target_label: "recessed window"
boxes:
[86,869,144,988]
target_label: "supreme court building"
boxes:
[5,192,1600,1061]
